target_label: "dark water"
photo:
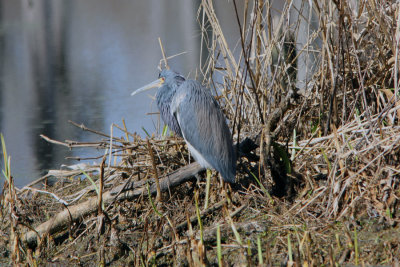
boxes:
[0,0,243,188]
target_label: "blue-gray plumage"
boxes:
[155,71,184,137]
[131,69,236,183]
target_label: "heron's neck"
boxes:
[156,85,177,105]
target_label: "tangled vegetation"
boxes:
[1,0,400,265]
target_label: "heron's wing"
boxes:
[171,80,236,182]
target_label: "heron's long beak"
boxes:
[131,78,164,96]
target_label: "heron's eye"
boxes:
[160,77,165,83]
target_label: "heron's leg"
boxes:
[225,182,232,206]
[203,169,212,210]
[219,176,232,206]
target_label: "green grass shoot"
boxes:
[257,235,263,264]
[250,171,273,202]
[217,224,222,266]
[146,182,162,217]
[1,133,10,182]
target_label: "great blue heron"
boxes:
[131,69,236,183]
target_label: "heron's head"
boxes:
[131,69,185,97]
[159,69,185,88]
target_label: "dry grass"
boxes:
[1,0,400,265]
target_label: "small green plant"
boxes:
[146,182,162,217]
[290,129,299,161]
[195,191,204,244]
[161,125,169,137]
[247,239,252,258]
[217,224,222,266]
[354,228,359,265]
[141,127,151,137]
[257,235,263,265]
[81,170,99,194]
[229,217,242,246]
[385,207,393,219]
[81,170,104,210]
[1,133,11,183]
[321,148,331,171]
[250,171,273,202]
[288,234,293,265]
[310,120,319,135]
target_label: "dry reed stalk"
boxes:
[146,139,162,202]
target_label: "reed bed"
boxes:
[1,0,400,265]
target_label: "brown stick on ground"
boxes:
[23,163,204,247]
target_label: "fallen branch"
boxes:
[23,163,204,247]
